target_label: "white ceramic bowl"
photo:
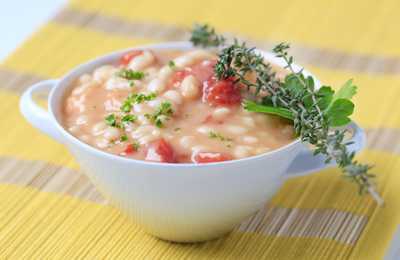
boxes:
[19,42,366,242]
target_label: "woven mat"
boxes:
[1,0,400,259]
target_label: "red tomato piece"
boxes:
[124,144,137,154]
[203,78,241,106]
[192,152,232,163]
[119,50,143,66]
[145,139,176,163]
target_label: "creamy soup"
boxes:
[62,49,294,163]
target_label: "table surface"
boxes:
[0,1,398,259]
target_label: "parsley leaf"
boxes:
[168,60,176,69]
[190,24,226,47]
[105,114,118,127]
[117,69,145,80]
[325,99,354,126]
[121,114,137,124]
[120,92,156,113]
[146,101,174,128]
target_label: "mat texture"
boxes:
[1,0,400,259]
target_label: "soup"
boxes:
[62,49,294,163]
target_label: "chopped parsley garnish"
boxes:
[208,131,233,147]
[145,101,174,128]
[121,114,137,124]
[168,60,176,69]
[117,69,145,80]
[120,135,128,142]
[174,127,181,132]
[105,114,119,127]
[120,92,157,113]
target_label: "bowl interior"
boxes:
[48,41,317,167]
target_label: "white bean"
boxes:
[180,75,200,99]
[75,115,88,125]
[133,103,152,114]
[147,78,166,93]
[68,125,80,134]
[131,125,156,138]
[103,127,121,141]
[225,125,248,135]
[93,65,117,83]
[158,66,174,82]
[95,138,109,148]
[173,50,214,68]
[78,74,92,84]
[163,90,182,105]
[79,135,90,142]
[242,136,258,144]
[128,51,155,71]
[233,145,253,158]
[72,81,96,96]
[212,107,231,120]
[105,77,131,90]
[91,121,107,136]
[136,115,151,125]
[196,126,214,134]
[145,67,158,80]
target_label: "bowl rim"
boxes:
[49,41,319,168]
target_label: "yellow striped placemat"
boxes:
[1,0,400,259]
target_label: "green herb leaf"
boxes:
[243,100,293,120]
[105,114,118,127]
[117,69,145,80]
[168,60,176,69]
[120,92,156,113]
[121,114,137,124]
[190,24,225,47]
[120,135,128,142]
[147,101,174,128]
[325,98,354,126]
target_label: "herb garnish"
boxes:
[132,141,140,151]
[121,114,137,124]
[105,114,120,128]
[120,92,157,113]
[145,101,174,128]
[120,135,128,142]
[168,60,176,69]
[190,24,383,205]
[208,131,233,142]
[190,24,226,48]
[117,69,145,80]
[208,131,233,147]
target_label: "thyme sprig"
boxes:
[190,24,383,205]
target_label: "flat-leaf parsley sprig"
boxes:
[190,24,383,205]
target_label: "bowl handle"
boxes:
[20,79,64,143]
[284,122,366,178]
